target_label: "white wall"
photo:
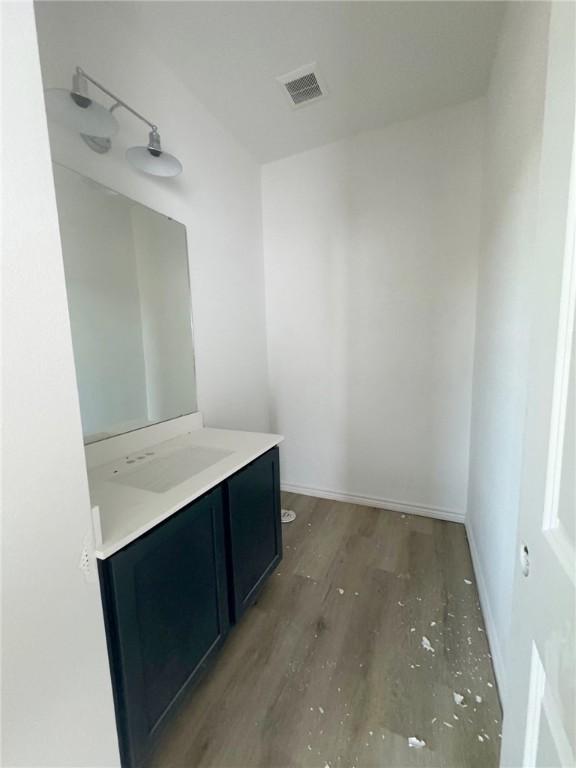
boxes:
[466,2,551,694]
[34,0,270,433]
[1,2,120,765]
[262,100,484,519]
[558,329,575,546]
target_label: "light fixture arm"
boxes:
[75,67,158,133]
[46,66,183,175]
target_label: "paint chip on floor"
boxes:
[408,737,426,749]
[464,579,472,585]
[421,636,435,653]
[453,692,465,706]
[337,588,344,595]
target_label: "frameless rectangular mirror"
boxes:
[52,163,198,444]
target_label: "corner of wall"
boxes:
[465,519,507,699]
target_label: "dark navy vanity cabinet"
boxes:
[98,447,281,768]
[225,447,282,621]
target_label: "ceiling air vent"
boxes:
[277,63,327,109]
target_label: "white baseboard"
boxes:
[281,482,465,524]
[465,520,506,701]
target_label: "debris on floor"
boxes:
[421,636,435,653]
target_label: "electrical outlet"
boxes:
[79,533,97,583]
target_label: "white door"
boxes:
[501,3,576,767]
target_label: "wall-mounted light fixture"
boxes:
[44,67,183,178]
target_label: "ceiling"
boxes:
[63,2,505,163]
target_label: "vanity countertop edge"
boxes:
[88,425,283,560]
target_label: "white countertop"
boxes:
[88,425,283,559]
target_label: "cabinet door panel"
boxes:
[226,447,282,621]
[99,487,229,768]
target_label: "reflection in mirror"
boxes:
[52,163,198,444]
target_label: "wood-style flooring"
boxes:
[148,493,502,768]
